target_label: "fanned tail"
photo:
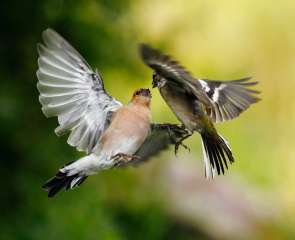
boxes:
[42,164,88,198]
[200,131,234,178]
[42,154,111,197]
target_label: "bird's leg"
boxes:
[174,130,193,155]
[112,153,140,167]
[165,125,192,156]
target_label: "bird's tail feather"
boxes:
[42,163,88,198]
[200,131,234,178]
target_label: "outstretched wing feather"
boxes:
[199,78,260,122]
[37,29,122,154]
[139,44,260,123]
[139,44,211,105]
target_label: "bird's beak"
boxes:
[152,72,159,88]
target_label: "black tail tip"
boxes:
[201,133,234,177]
[42,171,87,198]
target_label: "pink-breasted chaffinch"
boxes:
[37,29,189,197]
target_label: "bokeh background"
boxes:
[1,0,295,239]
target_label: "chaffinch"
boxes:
[139,44,260,178]
[37,29,189,197]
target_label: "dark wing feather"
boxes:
[133,124,190,165]
[199,77,261,122]
[37,29,122,153]
[139,44,211,105]
[139,43,260,123]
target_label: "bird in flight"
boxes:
[37,29,189,197]
[139,44,260,178]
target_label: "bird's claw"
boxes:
[174,140,191,156]
[112,153,140,167]
[165,124,191,156]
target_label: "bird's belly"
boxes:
[98,109,150,157]
[105,134,144,156]
[174,110,196,130]
[160,86,198,131]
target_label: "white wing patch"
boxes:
[198,78,260,123]
[212,84,226,102]
[199,79,226,103]
[199,79,211,92]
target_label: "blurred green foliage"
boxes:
[1,0,295,239]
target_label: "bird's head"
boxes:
[131,88,152,107]
[152,72,166,88]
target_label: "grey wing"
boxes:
[199,77,261,122]
[37,28,122,154]
[139,44,211,105]
[132,124,190,165]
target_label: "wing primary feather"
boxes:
[37,29,122,153]
[201,77,260,122]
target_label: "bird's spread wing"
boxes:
[199,78,260,122]
[139,44,211,105]
[37,29,122,153]
[139,44,260,123]
[133,124,190,165]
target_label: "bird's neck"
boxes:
[129,97,151,108]
[128,101,151,120]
